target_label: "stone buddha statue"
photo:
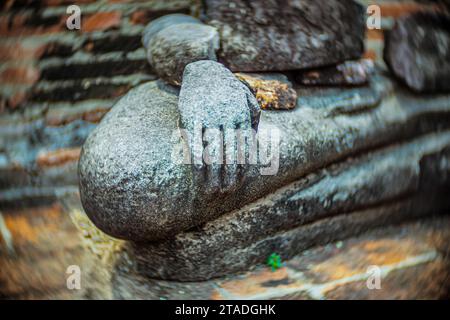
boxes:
[78,2,450,280]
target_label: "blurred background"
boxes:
[0,0,449,299]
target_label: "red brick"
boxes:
[2,0,94,8]
[379,3,438,18]
[7,90,29,109]
[45,107,110,126]
[0,13,65,36]
[366,29,383,41]
[42,0,95,5]
[36,147,81,167]
[129,7,191,25]
[82,107,110,123]
[0,13,28,35]
[325,261,450,299]
[0,43,46,61]
[83,11,122,32]
[0,66,40,85]
[0,96,5,112]
[84,42,94,52]
[130,10,149,25]
[363,50,377,61]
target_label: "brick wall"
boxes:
[0,0,443,206]
[0,0,196,205]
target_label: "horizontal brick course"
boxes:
[0,66,40,85]
[129,6,190,25]
[83,11,122,32]
[0,12,66,36]
[379,2,439,18]
[1,90,29,109]
[36,147,81,167]
[0,42,46,61]
[39,58,151,80]
[32,82,132,102]
[83,33,141,53]
[45,105,112,126]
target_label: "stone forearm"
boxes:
[78,74,450,242]
[129,131,450,280]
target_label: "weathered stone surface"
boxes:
[178,61,260,195]
[179,61,261,131]
[296,59,374,86]
[78,81,193,241]
[236,73,297,110]
[147,23,219,85]
[129,132,450,280]
[141,14,201,49]
[384,11,450,93]
[79,73,450,242]
[204,0,365,72]
[296,72,389,116]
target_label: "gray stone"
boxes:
[129,131,450,280]
[78,81,194,241]
[79,72,450,243]
[147,22,219,85]
[204,0,366,72]
[296,72,389,116]
[296,59,374,86]
[179,61,260,131]
[141,14,202,49]
[384,11,450,93]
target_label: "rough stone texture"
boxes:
[178,61,261,195]
[130,132,450,280]
[78,81,193,241]
[79,72,450,242]
[296,59,374,86]
[147,23,220,85]
[384,11,450,93]
[141,14,201,49]
[204,0,366,72]
[295,72,388,116]
[236,73,297,110]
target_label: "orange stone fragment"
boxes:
[235,73,297,110]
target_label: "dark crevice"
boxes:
[32,83,132,102]
[40,60,153,80]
